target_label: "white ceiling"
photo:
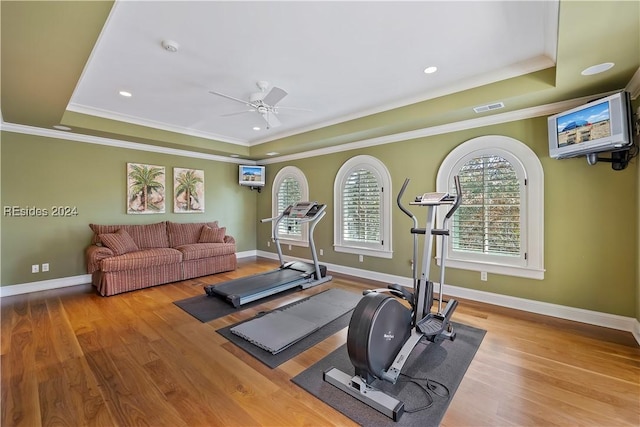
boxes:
[67,1,558,146]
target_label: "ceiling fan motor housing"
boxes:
[250,92,266,103]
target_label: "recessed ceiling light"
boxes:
[53,125,71,131]
[423,66,438,74]
[253,126,261,131]
[266,152,279,156]
[119,90,132,97]
[581,62,614,76]
[230,154,240,158]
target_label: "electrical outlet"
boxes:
[359,255,364,262]
[288,244,292,250]
[267,241,270,247]
[319,249,323,256]
[31,264,39,273]
[42,263,49,272]
[481,271,487,281]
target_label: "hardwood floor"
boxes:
[2,257,639,426]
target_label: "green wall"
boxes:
[0,131,258,285]
[1,114,638,319]
[257,116,638,317]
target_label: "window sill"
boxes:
[278,238,309,248]
[436,257,545,280]
[334,245,393,259]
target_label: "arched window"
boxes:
[334,155,392,259]
[272,166,309,247]
[437,135,544,279]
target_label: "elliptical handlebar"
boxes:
[396,179,419,316]
[397,178,418,229]
[445,175,463,220]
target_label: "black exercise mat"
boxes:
[291,322,485,427]
[173,286,300,323]
[217,289,362,368]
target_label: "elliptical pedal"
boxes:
[416,314,444,336]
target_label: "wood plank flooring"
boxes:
[2,257,639,426]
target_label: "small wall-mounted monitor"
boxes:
[547,91,633,160]
[239,165,265,188]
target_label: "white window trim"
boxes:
[436,135,545,279]
[334,155,393,259]
[272,166,309,248]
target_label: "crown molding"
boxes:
[0,122,256,165]
[66,103,250,146]
[259,93,603,164]
[0,90,621,166]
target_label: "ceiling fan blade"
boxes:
[262,87,287,106]
[219,109,255,117]
[209,90,253,107]
[263,111,281,128]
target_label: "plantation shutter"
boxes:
[277,177,302,238]
[453,155,520,256]
[342,169,381,244]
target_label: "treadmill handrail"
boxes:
[261,203,328,270]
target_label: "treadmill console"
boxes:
[286,201,322,218]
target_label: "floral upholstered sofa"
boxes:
[86,221,236,296]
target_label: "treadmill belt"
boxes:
[212,268,304,297]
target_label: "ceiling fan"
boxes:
[209,81,302,129]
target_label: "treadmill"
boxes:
[204,201,332,307]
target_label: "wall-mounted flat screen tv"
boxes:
[547,91,633,160]
[239,165,265,187]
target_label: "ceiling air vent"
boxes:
[473,102,505,114]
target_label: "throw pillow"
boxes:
[99,229,139,256]
[198,226,226,243]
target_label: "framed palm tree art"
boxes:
[127,163,166,214]
[173,168,204,213]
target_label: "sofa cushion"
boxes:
[175,243,236,261]
[100,248,182,272]
[90,222,169,249]
[99,229,139,256]
[198,226,226,243]
[167,221,219,247]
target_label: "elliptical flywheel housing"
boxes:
[347,293,411,383]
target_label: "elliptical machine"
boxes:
[323,176,463,421]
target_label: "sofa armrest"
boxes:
[224,235,236,244]
[86,245,114,273]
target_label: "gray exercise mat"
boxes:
[292,322,486,427]
[230,288,361,354]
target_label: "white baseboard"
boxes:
[0,252,261,298]
[3,253,639,346]
[257,251,640,343]
[0,274,92,297]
